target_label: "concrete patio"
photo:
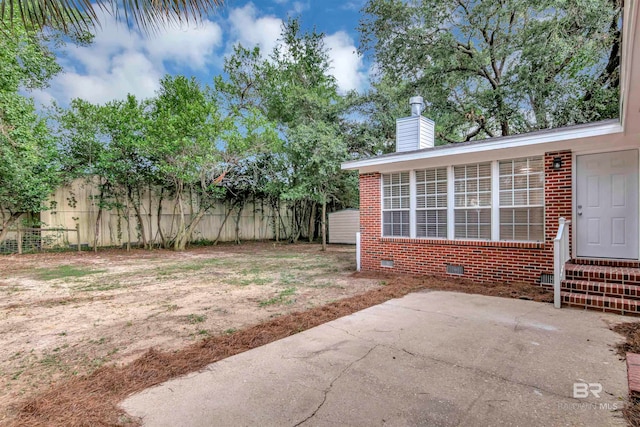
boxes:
[122,291,628,426]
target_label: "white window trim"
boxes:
[381,158,545,243]
[491,161,500,241]
[381,171,411,237]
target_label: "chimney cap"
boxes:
[409,96,424,116]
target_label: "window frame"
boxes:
[498,157,545,242]
[379,157,545,243]
[381,171,411,237]
[415,167,448,239]
[453,162,492,240]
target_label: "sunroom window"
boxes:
[499,157,544,241]
[382,172,410,237]
[454,163,492,239]
[415,168,447,238]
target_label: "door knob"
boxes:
[577,205,583,216]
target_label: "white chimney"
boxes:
[396,96,435,152]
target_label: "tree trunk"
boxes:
[233,201,245,244]
[93,207,102,253]
[321,198,327,251]
[175,208,207,250]
[156,188,167,249]
[214,201,235,245]
[308,202,316,243]
[129,186,147,250]
[0,212,21,245]
[173,183,186,251]
[274,199,280,242]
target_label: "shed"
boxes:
[328,209,360,244]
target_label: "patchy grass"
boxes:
[32,265,106,281]
[187,314,207,324]
[75,281,124,292]
[259,287,297,307]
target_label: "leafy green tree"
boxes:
[146,75,227,250]
[97,95,152,249]
[219,19,357,247]
[359,0,621,144]
[0,18,62,243]
[286,122,350,250]
[55,98,109,250]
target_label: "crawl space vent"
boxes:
[381,260,394,268]
[446,265,464,275]
[540,273,554,285]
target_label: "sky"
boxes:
[34,0,371,107]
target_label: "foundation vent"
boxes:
[446,265,464,275]
[540,273,554,285]
[381,260,394,268]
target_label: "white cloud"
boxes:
[34,3,369,107]
[37,11,223,106]
[324,31,367,93]
[145,21,223,68]
[228,3,282,56]
[226,5,368,93]
[289,1,310,15]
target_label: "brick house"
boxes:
[342,2,640,314]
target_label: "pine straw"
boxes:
[8,273,552,427]
[611,321,640,427]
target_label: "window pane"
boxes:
[500,176,512,191]
[499,207,544,242]
[500,191,512,206]
[529,189,543,205]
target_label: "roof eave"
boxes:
[342,120,623,172]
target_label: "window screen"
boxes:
[499,157,544,241]
[415,168,447,238]
[453,163,491,239]
[382,172,410,237]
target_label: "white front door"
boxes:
[576,150,639,259]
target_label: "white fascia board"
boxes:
[621,0,640,135]
[342,120,624,173]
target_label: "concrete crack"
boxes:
[293,345,379,427]
[381,343,569,400]
[326,324,376,344]
[388,303,461,320]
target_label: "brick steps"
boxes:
[560,292,640,315]
[560,261,640,316]
[562,279,640,298]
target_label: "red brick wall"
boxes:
[358,150,572,285]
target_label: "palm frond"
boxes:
[0,0,223,35]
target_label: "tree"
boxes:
[97,95,152,249]
[0,18,62,243]
[1,0,222,36]
[286,122,350,250]
[146,75,227,251]
[359,0,621,144]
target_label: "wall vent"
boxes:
[540,273,554,285]
[381,260,394,268]
[446,265,464,275]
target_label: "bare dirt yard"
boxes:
[0,242,555,426]
[0,242,380,423]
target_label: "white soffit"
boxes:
[343,120,625,173]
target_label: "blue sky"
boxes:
[34,0,371,107]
